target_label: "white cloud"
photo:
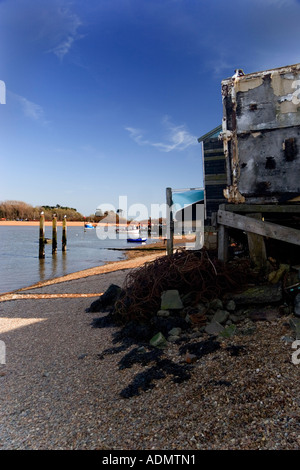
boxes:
[46,6,83,60]
[0,0,83,61]
[10,92,48,124]
[126,117,198,152]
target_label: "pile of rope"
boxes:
[114,248,251,323]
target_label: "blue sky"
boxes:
[1,0,300,217]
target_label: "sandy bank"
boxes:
[0,220,99,227]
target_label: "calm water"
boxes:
[0,225,154,293]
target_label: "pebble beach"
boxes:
[0,248,300,451]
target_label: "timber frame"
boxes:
[217,203,300,266]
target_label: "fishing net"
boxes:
[114,248,251,323]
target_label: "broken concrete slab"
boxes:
[168,327,182,337]
[247,307,281,322]
[205,321,225,336]
[160,290,184,310]
[149,332,168,349]
[219,324,237,338]
[212,310,229,325]
[228,283,282,306]
[157,310,170,317]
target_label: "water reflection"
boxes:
[51,252,58,279]
[0,226,157,293]
[38,258,46,282]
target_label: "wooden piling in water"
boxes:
[39,212,45,259]
[52,214,57,254]
[62,215,67,251]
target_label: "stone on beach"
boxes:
[160,290,183,310]
[87,284,122,312]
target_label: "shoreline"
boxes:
[0,220,100,227]
[0,242,169,298]
[0,225,190,297]
[0,236,192,298]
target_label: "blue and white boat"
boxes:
[126,228,147,243]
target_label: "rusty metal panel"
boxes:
[221,63,300,204]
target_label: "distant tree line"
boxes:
[0,200,84,221]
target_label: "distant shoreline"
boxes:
[0,220,120,227]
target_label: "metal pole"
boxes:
[166,187,174,255]
[39,212,45,259]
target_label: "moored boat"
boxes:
[126,227,147,243]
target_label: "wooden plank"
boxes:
[204,153,225,162]
[224,204,300,214]
[217,210,300,246]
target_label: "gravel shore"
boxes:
[0,254,300,450]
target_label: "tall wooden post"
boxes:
[166,187,174,255]
[217,204,229,262]
[62,215,67,252]
[247,213,267,269]
[39,212,45,259]
[52,214,57,254]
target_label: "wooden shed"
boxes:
[198,125,227,224]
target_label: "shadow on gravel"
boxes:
[91,311,222,399]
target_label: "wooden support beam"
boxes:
[218,223,229,262]
[224,204,300,214]
[166,187,174,256]
[217,210,300,246]
[246,213,267,268]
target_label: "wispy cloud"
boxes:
[0,0,83,61]
[126,117,198,152]
[10,92,48,125]
[47,6,83,60]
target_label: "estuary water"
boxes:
[0,225,153,293]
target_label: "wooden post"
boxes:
[218,223,229,262]
[166,187,174,255]
[62,215,67,252]
[52,214,57,254]
[217,204,229,262]
[39,212,45,259]
[247,213,267,269]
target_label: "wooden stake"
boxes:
[62,215,67,252]
[166,187,174,255]
[39,212,45,259]
[52,214,57,254]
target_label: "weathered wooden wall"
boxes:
[221,63,300,204]
[198,126,227,224]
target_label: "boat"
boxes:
[126,227,147,243]
[127,237,147,243]
[84,223,94,229]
